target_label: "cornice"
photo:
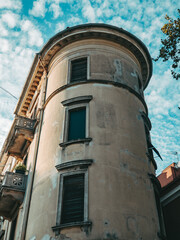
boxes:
[15,23,152,116]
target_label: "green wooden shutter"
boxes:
[61,174,84,224]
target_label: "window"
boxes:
[61,174,84,224]
[60,96,93,147]
[70,57,87,82]
[52,159,93,235]
[68,107,86,141]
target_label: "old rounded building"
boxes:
[0,24,166,240]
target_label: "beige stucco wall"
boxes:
[24,39,159,240]
[46,39,143,101]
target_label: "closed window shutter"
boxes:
[61,174,84,224]
[71,58,87,82]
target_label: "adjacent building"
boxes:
[158,162,180,240]
[0,24,165,240]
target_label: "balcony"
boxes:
[0,172,27,220]
[5,116,36,159]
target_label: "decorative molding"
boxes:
[61,95,93,106]
[44,80,148,114]
[59,137,92,148]
[55,159,93,171]
[52,221,92,236]
[15,24,152,117]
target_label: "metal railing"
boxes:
[0,172,27,192]
[15,116,36,131]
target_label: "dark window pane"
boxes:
[61,174,84,224]
[71,58,87,82]
[68,108,86,141]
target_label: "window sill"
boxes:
[59,138,92,148]
[52,220,92,235]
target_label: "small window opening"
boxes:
[61,174,85,224]
[71,58,87,82]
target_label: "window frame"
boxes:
[65,103,89,142]
[60,96,93,148]
[52,159,93,235]
[58,170,89,226]
[68,56,90,84]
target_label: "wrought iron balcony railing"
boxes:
[5,116,36,159]
[0,172,27,220]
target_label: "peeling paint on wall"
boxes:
[127,216,138,235]
[50,171,58,189]
[96,103,117,130]
[131,69,138,78]
[41,234,51,240]
[54,146,61,166]
[30,236,36,240]
[105,232,119,239]
[113,59,124,83]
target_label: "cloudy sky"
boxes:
[0,0,179,175]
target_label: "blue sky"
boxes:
[0,0,179,175]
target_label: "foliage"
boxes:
[15,163,26,172]
[155,9,180,80]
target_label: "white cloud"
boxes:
[29,29,43,47]
[0,0,22,10]
[21,19,32,31]
[82,0,96,22]
[21,20,44,47]
[29,0,46,18]
[1,11,19,28]
[49,3,63,19]
[55,22,66,32]
[68,16,83,26]
[0,22,8,36]
[0,39,11,53]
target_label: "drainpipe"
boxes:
[20,60,48,240]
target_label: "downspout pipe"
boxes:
[20,62,48,240]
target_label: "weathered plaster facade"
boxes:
[0,24,165,240]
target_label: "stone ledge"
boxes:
[52,221,92,236]
[59,137,92,148]
[55,159,93,171]
[61,95,93,106]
